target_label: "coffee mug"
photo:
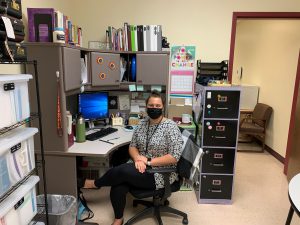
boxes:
[182,114,191,123]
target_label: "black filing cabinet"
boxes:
[196,86,240,204]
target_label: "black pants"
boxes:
[94,163,156,219]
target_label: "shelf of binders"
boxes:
[0,61,49,225]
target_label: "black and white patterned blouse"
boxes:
[129,117,183,189]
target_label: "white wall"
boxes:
[232,19,300,157]
[3,0,300,156]
[2,0,300,68]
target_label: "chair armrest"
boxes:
[146,167,176,174]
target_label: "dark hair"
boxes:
[146,90,165,107]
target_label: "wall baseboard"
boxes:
[265,145,285,164]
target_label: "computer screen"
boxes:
[78,92,109,120]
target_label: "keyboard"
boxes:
[86,127,118,141]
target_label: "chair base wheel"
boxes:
[182,218,188,224]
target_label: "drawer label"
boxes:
[212,179,222,185]
[11,143,21,153]
[14,197,24,210]
[214,153,223,159]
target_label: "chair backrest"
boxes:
[252,103,273,127]
[177,128,203,184]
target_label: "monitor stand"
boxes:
[87,121,95,129]
[87,119,107,130]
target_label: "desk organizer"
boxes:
[0,74,32,129]
[0,127,38,197]
[0,176,39,225]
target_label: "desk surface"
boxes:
[289,173,300,212]
[68,126,133,157]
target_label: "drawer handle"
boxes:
[97,57,103,64]
[98,73,106,80]
[211,163,224,167]
[211,189,222,193]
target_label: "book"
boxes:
[150,25,157,51]
[157,25,162,51]
[146,25,151,51]
[124,23,128,51]
[134,25,138,51]
[143,25,147,51]
[137,25,144,51]
[127,24,132,51]
[130,25,136,51]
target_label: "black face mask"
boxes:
[147,108,163,119]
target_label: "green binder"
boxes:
[130,25,136,51]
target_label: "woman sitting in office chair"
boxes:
[83,90,183,225]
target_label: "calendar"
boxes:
[170,46,196,95]
[170,75,194,94]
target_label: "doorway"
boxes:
[228,12,300,174]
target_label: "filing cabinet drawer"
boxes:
[200,175,233,200]
[203,120,238,147]
[201,148,235,174]
[204,90,240,119]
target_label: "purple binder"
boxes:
[27,8,55,42]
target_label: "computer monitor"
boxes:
[78,92,109,126]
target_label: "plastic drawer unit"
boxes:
[0,74,32,129]
[0,176,40,225]
[0,127,38,197]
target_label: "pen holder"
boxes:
[112,117,123,126]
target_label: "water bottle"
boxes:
[76,114,86,143]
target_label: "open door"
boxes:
[285,50,300,180]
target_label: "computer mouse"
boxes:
[125,125,133,130]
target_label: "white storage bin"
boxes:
[0,74,32,130]
[0,176,39,225]
[0,127,38,197]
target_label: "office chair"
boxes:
[124,167,188,225]
[239,103,273,152]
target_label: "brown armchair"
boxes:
[239,103,273,152]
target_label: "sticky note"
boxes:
[136,85,144,91]
[129,84,136,92]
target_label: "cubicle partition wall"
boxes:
[25,43,170,196]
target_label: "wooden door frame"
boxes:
[228,12,300,174]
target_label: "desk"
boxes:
[68,127,133,156]
[286,173,300,225]
[40,127,133,198]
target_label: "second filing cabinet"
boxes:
[195,86,240,204]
